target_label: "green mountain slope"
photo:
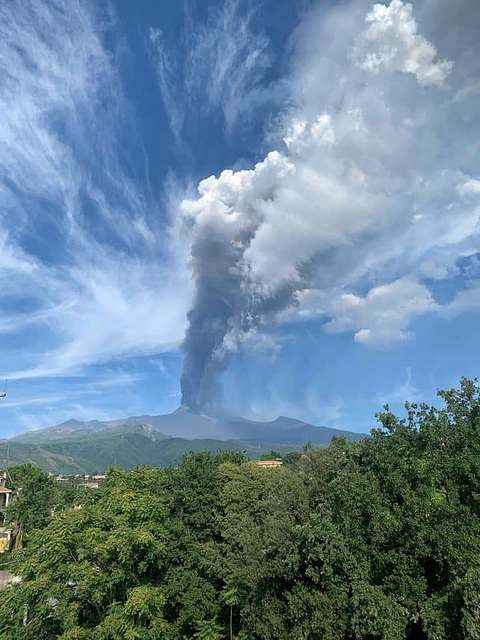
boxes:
[0,423,302,474]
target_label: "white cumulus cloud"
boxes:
[180,0,480,366]
[325,278,438,345]
[354,0,453,87]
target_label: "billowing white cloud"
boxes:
[354,0,453,87]
[179,0,480,400]
[325,278,438,345]
[458,179,480,196]
[283,115,336,152]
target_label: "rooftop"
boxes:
[255,460,283,467]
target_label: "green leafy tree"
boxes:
[1,381,480,639]
[223,576,246,640]
[0,466,171,639]
[194,619,224,640]
[5,463,56,540]
[260,451,282,461]
[282,451,302,466]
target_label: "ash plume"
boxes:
[179,152,296,410]
[180,240,244,411]
[179,0,479,411]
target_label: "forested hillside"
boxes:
[0,426,247,474]
[0,425,302,474]
[1,379,480,639]
[1,415,363,474]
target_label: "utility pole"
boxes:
[1,382,10,479]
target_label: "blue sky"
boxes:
[0,0,479,437]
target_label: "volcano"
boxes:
[11,407,366,446]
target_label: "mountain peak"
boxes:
[58,419,85,427]
[4,409,367,474]
[10,409,366,447]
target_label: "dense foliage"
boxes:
[1,379,480,639]
[3,464,81,543]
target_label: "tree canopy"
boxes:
[1,379,480,639]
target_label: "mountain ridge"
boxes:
[1,409,368,474]
[10,408,366,446]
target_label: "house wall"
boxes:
[0,532,10,554]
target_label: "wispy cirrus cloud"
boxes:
[0,0,192,382]
[378,367,421,405]
[0,370,150,436]
[150,0,273,141]
[2,372,143,408]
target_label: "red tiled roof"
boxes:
[0,487,12,493]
